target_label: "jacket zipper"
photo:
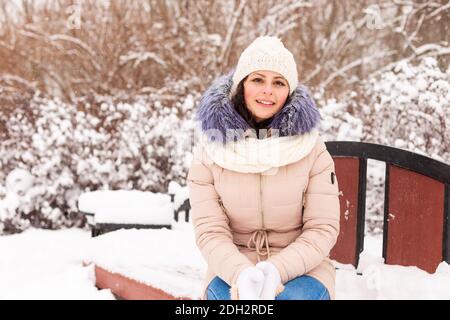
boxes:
[301,188,307,214]
[259,173,265,229]
[218,197,225,212]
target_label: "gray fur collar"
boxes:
[196,71,321,144]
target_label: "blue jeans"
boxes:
[206,275,330,300]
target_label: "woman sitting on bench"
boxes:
[187,36,340,300]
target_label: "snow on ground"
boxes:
[335,234,450,299]
[0,228,114,300]
[1,224,450,300]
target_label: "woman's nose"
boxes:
[263,84,273,95]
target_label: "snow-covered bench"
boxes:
[77,182,190,237]
[84,224,206,300]
[168,181,191,223]
[78,190,173,236]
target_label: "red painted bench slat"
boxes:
[330,157,361,266]
[385,165,445,273]
[95,266,191,300]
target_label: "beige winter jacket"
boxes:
[187,134,340,299]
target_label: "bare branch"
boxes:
[402,13,425,51]
[320,50,397,90]
[217,0,248,67]
[426,1,450,20]
[370,44,450,78]
[303,65,322,84]
[49,34,101,72]
[0,74,37,90]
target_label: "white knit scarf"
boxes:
[198,129,319,174]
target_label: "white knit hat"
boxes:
[231,36,298,97]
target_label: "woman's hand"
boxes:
[255,261,283,300]
[235,266,265,300]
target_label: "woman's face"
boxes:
[243,70,290,122]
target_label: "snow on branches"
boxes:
[0,89,196,234]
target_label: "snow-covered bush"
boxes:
[0,169,34,234]
[362,57,449,163]
[318,96,364,142]
[320,57,449,162]
[0,87,197,234]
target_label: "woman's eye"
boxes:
[251,78,285,86]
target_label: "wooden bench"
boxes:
[326,141,450,273]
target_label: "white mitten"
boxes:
[234,267,265,300]
[256,261,283,300]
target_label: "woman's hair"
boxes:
[232,77,257,129]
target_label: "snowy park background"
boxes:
[0,0,449,299]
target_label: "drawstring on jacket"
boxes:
[247,229,271,262]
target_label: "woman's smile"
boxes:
[255,99,276,107]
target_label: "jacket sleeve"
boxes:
[187,145,254,286]
[267,137,340,284]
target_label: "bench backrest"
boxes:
[326,141,450,273]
